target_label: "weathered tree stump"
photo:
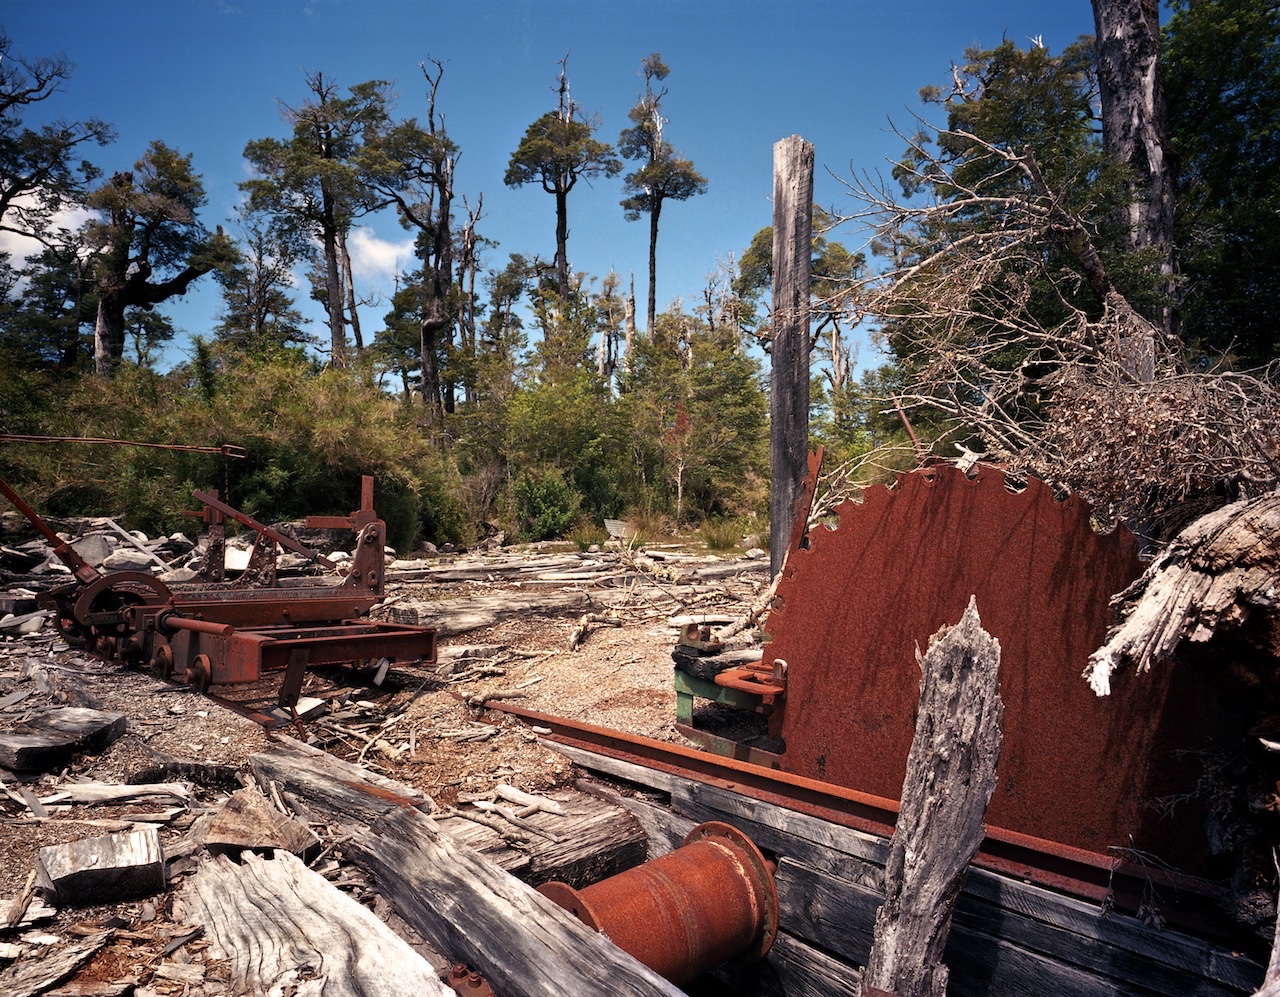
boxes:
[860,597,1003,997]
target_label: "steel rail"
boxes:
[484,701,1229,927]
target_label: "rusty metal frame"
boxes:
[2,473,436,714]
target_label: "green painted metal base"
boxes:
[674,669,782,768]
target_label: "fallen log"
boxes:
[348,807,684,996]
[182,850,453,997]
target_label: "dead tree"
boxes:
[860,598,1003,997]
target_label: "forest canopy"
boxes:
[1,2,1277,550]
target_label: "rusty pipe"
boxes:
[160,614,235,638]
[538,821,778,985]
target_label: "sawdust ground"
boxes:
[0,571,764,915]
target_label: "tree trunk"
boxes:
[320,207,346,367]
[337,227,363,354]
[420,309,444,424]
[646,199,661,336]
[555,187,570,303]
[1092,0,1175,342]
[93,298,127,377]
[769,136,814,577]
[624,274,637,371]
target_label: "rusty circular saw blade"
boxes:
[764,462,1225,872]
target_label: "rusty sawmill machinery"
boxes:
[660,451,1251,924]
[0,475,435,719]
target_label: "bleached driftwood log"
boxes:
[36,828,165,906]
[182,850,453,997]
[1087,491,1280,696]
[860,598,1003,997]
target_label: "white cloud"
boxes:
[0,203,97,266]
[346,226,416,283]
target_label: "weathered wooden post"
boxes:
[769,135,814,578]
[860,597,1004,997]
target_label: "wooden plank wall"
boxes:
[564,744,1266,997]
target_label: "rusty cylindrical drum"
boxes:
[537,820,779,985]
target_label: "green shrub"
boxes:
[514,468,582,541]
[568,519,608,551]
[700,517,742,551]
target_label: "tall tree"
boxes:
[1092,0,1174,260]
[618,53,708,336]
[1,239,95,372]
[1164,0,1280,364]
[359,59,460,417]
[476,253,531,404]
[243,73,391,367]
[85,142,234,376]
[505,57,621,303]
[0,31,113,248]
[213,203,309,355]
[840,35,1275,528]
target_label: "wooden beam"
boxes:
[348,807,685,997]
[250,740,685,996]
[769,134,814,577]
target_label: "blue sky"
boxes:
[5,0,1098,369]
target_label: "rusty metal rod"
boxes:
[486,701,1229,920]
[162,616,235,638]
[0,476,100,584]
[191,489,338,570]
[0,434,246,457]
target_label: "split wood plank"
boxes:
[0,931,111,997]
[182,850,453,997]
[347,805,685,997]
[0,708,127,772]
[40,782,191,806]
[197,786,319,857]
[37,827,165,907]
[557,746,1264,996]
[439,794,645,887]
